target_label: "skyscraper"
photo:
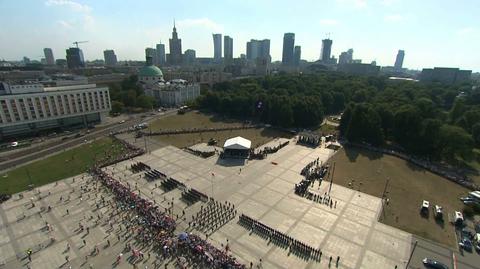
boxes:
[282,33,295,66]
[168,21,183,65]
[339,48,353,64]
[103,49,117,66]
[246,39,270,62]
[321,39,333,62]
[66,47,84,69]
[43,48,55,65]
[293,46,301,66]
[394,50,405,69]
[156,43,166,66]
[145,48,158,65]
[184,49,196,65]
[224,35,233,63]
[213,34,222,62]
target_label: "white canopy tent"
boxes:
[223,136,251,150]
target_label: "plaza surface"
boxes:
[0,137,414,269]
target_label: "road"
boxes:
[408,236,479,269]
[0,109,177,172]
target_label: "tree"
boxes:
[438,124,474,162]
[110,101,124,114]
[344,104,384,145]
[392,105,423,151]
[136,95,155,109]
[472,123,480,146]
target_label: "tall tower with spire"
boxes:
[168,20,183,65]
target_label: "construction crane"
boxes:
[72,41,88,48]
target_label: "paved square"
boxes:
[0,138,414,269]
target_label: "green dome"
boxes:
[138,65,163,77]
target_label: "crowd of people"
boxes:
[91,167,245,268]
[238,214,329,262]
[143,125,258,137]
[130,161,150,173]
[181,188,209,205]
[185,147,216,158]
[96,136,145,168]
[297,132,321,147]
[190,200,237,235]
[249,140,290,160]
[295,159,329,197]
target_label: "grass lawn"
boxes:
[329,146,469,247]
[317,124,338,135]
[149,111,246,131]
[0,137,127,194]
[149,111,292,148]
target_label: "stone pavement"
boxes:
[0,138,413,268]
[102,139,413,269]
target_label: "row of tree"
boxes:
[339,80,479,162]
[196,72,478,163]
[196,73,370,128]
[107,75,156,114]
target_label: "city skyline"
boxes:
[0,0,479,71]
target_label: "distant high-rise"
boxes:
[293,46,301,66]
[394,50,405,69]
[168,21,183,65]
[224,35,233,63]
[282,33,295,66]
[156,43,166,66]
[246,39,270,62]
[184,49,196,65]
[213,34,222,62]
[321,39,333,62]
[339,48,353,64]
[103,50,117,66]
[66,47,85,69]
[43,48,55,65]
[145,48,158,65]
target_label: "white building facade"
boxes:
[137,62,200,107]
[144,80,200,107]
[0,83,111,138]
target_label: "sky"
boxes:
[0,0,479,71]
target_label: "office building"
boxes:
[224,36,233,63]
[43,48,55,65]
[394,50,405,70]
[282,33,295,66]
[294,46,301,66]
[213,34,222,62]
[184,49,196,65]
[246,39,270,62]
[339,49,354,64]
[321,39,333,62]
[337,63,380,76]
[103,50,118,66]
[156,43,166,65]
[420,67,471,84]
[0,82,111,138]
[66,47,85,69]
[145,48,158,65]
[168,22,183,65]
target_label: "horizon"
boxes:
[0,0,479,72]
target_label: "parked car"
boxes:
[459,238,473,251]
[422,258,449,269]
[421,200,430,215]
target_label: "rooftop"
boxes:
[223,136,252,150]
